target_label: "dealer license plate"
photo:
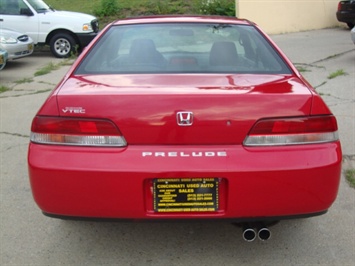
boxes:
[0,55,4,65]
[153,178,219,212]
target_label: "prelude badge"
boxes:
[177,111,193,126]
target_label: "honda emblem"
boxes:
[176,111,193,126]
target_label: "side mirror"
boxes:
[20,8,33,16]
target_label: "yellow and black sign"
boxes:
[153,178,219,212]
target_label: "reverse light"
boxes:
[244,116,339,146]
[30,116,127,147]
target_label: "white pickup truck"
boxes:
[0,0,99,58]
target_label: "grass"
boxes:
[45,0,235,27]
[34,62,59,76]
[327,69,347,79]
[296,66,311,73]
[14,77,34,84]
[34,59,74,76]
[345,169,355,188]
[46,0,200,15]
[294,63,325,74]
[0,86,11,93]
[46,0,199,27]
[46,0,98,14]
[0,86,10,93]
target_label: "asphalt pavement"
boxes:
[0,27,354,265]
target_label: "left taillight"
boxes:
[30,116,127,147]
[244,115,339,146]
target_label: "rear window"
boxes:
[75,23,291,75]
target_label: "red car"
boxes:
[28,16,342,241]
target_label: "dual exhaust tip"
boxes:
[243,227,271,242]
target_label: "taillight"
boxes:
[244,116,339,146]
[30,116,127,147]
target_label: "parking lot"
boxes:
[0,28,354,265]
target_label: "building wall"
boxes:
[236,0,342,34]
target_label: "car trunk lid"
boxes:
[55,74,313,145]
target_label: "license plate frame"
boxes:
[153,178,219,213]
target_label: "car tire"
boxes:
[0,62,6,70]
[347,22,355,29]
[49,33,76,58]
[0,55,6,70]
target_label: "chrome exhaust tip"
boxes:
[242,228,256,242]
[258,227,271,241]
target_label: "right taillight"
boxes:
[244,115,339,146]
[30,116,127,147]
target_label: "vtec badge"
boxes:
[62,107,86,114]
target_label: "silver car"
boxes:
[0,28,34,60]
[351,27,355,44]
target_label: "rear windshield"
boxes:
[75,23,291,75]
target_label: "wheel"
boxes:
[347,22,355,29]
[0,58,6,71]
[49,33,76,58]
[0,62,6,70]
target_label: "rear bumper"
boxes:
[336,11,355,24]
[28,142,342,220]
